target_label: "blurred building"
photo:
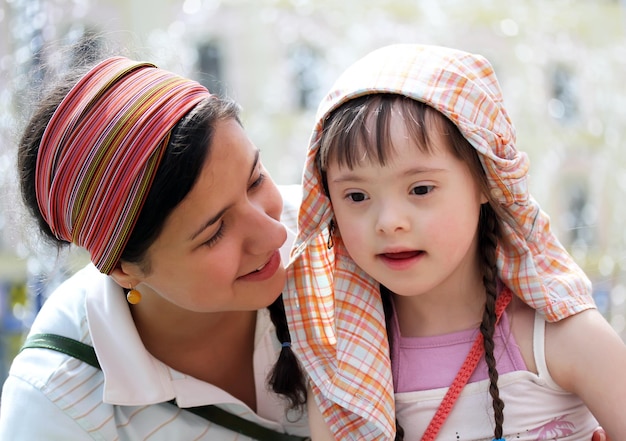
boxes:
[1,0,625,381]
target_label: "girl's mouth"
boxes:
[380,251,422,260]
[378,250,424,269]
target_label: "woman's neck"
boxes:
[130,300,259,409]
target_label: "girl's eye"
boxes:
[250,172,265,190]
[347,192,367,202]
[204,222,225,247]
[411,185,434,196]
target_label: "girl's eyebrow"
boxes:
[330,166,446,183]
[188,149,260,241]
[400,166,446,177]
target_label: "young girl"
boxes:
[285,44,626,440]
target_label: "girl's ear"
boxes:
[109,262,143,290]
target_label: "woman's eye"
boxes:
[347,192,367,202]
[249,173,265,190]
[411,185,434,196]
[204,222,225,247]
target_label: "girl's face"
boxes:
[326,113,487,300]
[122,118,287,312]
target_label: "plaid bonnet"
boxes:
[284,44,596,440]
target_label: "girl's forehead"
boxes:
[322,97,456,170]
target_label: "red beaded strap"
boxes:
[420,289,513,441]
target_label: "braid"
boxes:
[478,203,505,439]
[381,285,405,441]
[267,295,308,411]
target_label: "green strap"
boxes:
[22,333,101,369]
[176,402,309,441]
[21,333,310,441]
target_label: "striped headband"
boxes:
[35,56,212,274]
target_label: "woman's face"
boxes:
[125,118,287,312]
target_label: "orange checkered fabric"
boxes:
[284,44,595,439]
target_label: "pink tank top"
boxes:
[390,298,526,393]
[390,300,599,439]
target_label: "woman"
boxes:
[0,56,309,440]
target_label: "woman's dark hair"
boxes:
[120,96,239,272]
[318,94,508,440]
[18,66,88,249]
[18,58,307,411]
[267,295,308,411]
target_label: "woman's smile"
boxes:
[238,250,282,282]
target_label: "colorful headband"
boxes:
[35,56,211,274]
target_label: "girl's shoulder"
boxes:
[543,308,626,436]
[544,307,623,392]
[507,295,538,373]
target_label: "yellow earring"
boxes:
[127,286,142,305]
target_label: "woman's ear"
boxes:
[109,261,143,290]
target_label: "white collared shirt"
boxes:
[0,185,308,440]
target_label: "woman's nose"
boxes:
[244,197,287,254]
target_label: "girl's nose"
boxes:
[375,201,411,234]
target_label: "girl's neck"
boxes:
[392,281,486,338]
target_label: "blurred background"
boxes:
[0,0,625,382]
